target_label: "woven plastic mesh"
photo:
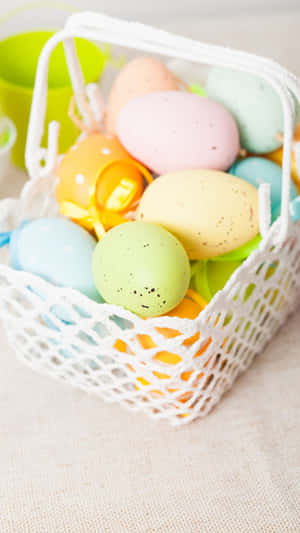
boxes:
[0,175,300,426]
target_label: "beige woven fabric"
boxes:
[1,8,300,531]
[0,307,299,532]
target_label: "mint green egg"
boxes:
[205,67,297,154]
[92,221,190,317]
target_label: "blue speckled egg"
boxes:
[9,218,101,302]
[230,157,298,214]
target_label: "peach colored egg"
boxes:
[105,56,181,135]
[117,91,240,174]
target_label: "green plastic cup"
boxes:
[0,30,108,168]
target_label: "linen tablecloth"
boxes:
[1,310,299,532]
[0,6,300,532]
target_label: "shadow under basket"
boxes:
[0,13,300,425]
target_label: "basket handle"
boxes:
[25,11,300,246]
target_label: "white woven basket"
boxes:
[1,13,300,426]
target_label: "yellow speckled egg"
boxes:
[105,56,181,135]
[55,133,152,238]
[137,169,259,259]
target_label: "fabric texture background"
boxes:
[0,305,299,532]
[1,8,300,532]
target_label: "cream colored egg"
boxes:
[137,169,259,259]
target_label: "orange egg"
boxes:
[265,123,300,192]
[115,291,212,414]
[56,133,152,238]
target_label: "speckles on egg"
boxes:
[75,173,85,185]
[92,221,190,317]
[117,91,240,174]
[205,67,298,153]
[229,156,298,214]
[137,169,259,259]
[55,133,148,227]
[105,56,180,135]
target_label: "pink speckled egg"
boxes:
[105,57,180,135]
[117,91,240,174]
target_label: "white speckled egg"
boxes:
[137,169,259,259]
[117,91,240,174]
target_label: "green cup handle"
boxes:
[26,11,300,250]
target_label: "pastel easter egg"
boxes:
[105,56,181,134]
[272,196,300,223]
[135,293,207,406]
[138,295,205,352]
[212,234,261,262]
[92,221,190,317]
[205,67,297,154]
[56,133,152,237]
[137,169,259,259]
[230,157,298,213]
[117,91,240,174]
[10,218,101,301]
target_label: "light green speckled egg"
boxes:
[92,221,190,317]
[205,67,297,154]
